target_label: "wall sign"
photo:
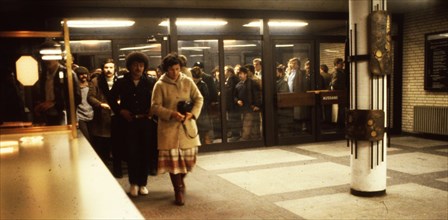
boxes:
[425,31,448,91]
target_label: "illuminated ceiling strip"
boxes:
[42,55,63,60]
[64,20,135,28]
[68,40,111,45]
[275,44,294,47]
[244,20,308,27]
[224,44,257,48]
[39,49,62,55]
[119,45,160,51]
[159,19,227,26]
[179,46,211,50]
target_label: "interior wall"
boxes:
[401,7,448,133]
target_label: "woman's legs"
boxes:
[169,173,185,206]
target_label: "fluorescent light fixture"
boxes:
[190,54,204,57]
[275,44,294,48]
[243,21,262,27]
[0,140,18,148]
[68,40,111,45]
[159,19,227,26]
[179,46,211,51]
[193,40,218,43]
[119,44,160,51]
[224,44,257,48]
[39,49,62,55]
[42,55,63,60]
[268,20,308,27]
[64,20,135,28]
[244,20,308,27]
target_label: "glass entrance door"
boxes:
[273,41,316,143]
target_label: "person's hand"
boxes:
[171,111,185,122]
[100,103,111,110]
[237,100,243,107]
[120,109,133,122]
[185,112,194,120]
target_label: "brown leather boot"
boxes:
[169,173,184,206]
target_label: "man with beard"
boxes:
[88,59,127,177]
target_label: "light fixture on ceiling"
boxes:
[159,19,228,27]
[224,44,257,48]
[66,40,111,45]
[243,20,308,27]
[179,46,211,51]
[275,44,294,48]
[63,19,135,28]
[119,44,160,51]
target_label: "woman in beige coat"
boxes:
[151,53,203,206]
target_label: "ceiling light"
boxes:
[243,20,308,27]
[119,44,160,51]
[159,19,227,27]
[268,20,308,27]
[275,44,294,47]
[64,20,135,28]
[68,40,111,45]
[42,55,63,60]
[243,21,262,27]
[224,44,257,48]
[180,46,211,51]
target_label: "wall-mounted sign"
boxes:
[425,31,448,92]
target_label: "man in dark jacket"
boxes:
[108,52,157,197]
[34,40,81,125]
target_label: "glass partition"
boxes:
[223,39,262,143]
[178,39,220,144]
[273,42,313,138]
[319,42,346,134]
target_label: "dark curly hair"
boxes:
[161,53,183,72]
[125,52,149,71]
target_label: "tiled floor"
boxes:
[117,136,448,219]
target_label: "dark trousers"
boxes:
[111,115,126,174]
[125,119,156,186]
[92,136,111,166]
[78,120,92,144]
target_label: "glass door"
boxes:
[273,41,316,143]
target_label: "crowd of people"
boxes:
[10,39,346,206]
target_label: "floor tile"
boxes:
[391,136,448,148]
[299,141,350,157]
[197,149,314,171]
[275,183,448,219]
[388,152,448,175]
[219,162,350,196]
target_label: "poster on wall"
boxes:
[424,31,448,92]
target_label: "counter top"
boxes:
[0,131,143,219]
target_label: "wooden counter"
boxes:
[0,131,143,219]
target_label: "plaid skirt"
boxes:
[158,147,198,174]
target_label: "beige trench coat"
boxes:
[151,74,204,150]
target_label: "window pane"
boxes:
[178,40,220,144]
[223,40,262,142]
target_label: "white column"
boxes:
[349,0,388,196]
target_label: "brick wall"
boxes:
[402,7,448,133]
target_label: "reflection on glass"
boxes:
[224,40,262,143]
[319,43,345,134]
[116,42,161,74]
[178,40,220,144]
[274,43,312,138]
